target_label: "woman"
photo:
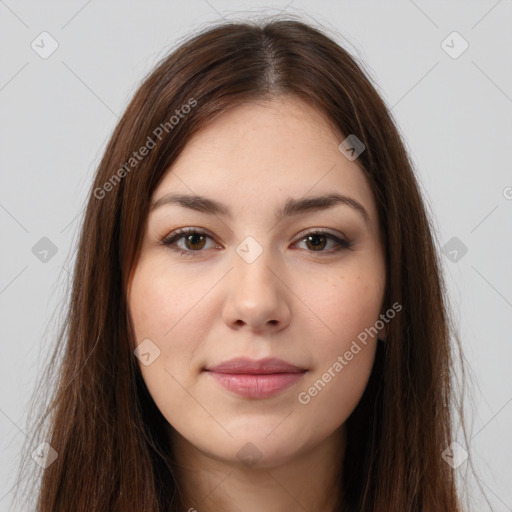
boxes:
[14,16,471,511]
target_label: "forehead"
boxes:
[152,96,378,225]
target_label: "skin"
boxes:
[127,96,387,512]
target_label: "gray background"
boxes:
[1,1,511,510]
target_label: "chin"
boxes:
[192,428,305,470]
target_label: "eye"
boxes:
[293,229,353,254]
[161,227,218,258]
[161,227,353,258]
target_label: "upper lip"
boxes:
[205,357,306,374]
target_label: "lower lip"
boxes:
[206,371,305,398]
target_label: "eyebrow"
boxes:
[150,192,370,224]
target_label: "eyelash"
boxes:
[160,227,353,258]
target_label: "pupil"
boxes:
[187,234,205,250]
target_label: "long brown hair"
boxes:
[13,15,472,511]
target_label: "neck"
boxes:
[169,426,345,512]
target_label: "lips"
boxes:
[204,357,306,398]
[204,357,305,374]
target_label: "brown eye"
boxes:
[162,228,352,258]
[162,228,217,258]
[304,234,328,251]
[295,230,352,254]
[183,233,207,251]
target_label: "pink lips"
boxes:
[204,357,306,399]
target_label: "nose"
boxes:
[221,250,291,333]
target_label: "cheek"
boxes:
[297,340,377,435]
[128,260,204,392]
[298,267,384,349]
[293,268,383,418]
[128,260,212,426]
[128,257,210,345]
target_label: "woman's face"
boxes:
[127,96,386,468]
